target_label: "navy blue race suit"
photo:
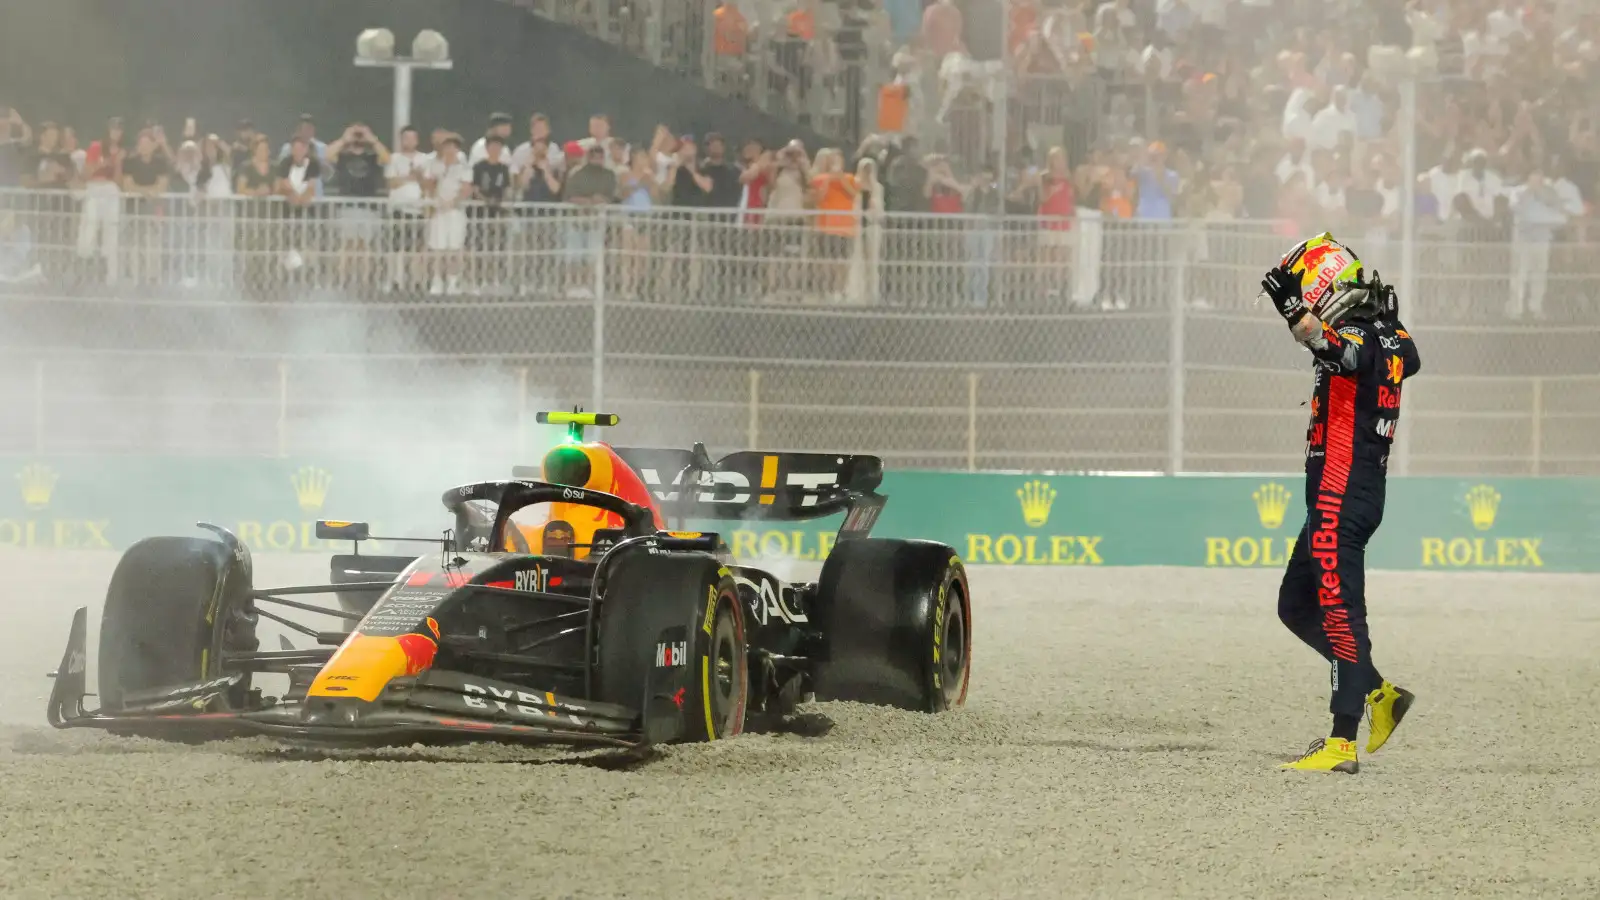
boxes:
[1278,317,1421,718]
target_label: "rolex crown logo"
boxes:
[1465,484,1500,532]
[291,466,333,513]
[1017,480,1057,528]
[17,463,59,511]
[1253,483,1291,530]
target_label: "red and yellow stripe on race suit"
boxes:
[510,442,666,557]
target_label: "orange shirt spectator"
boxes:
[1100,169,1135,218]
[813,171,860,237]
[788,6,816,41]
[714,2,749,57]
[1009,0,1040,57]
[921,0,964,57]
[878,83,910,133]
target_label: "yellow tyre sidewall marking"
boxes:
[702,655,717,740]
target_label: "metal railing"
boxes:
[2,187,1598,475]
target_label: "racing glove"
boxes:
[1261,265,1310,326]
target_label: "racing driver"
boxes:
[1259,232,1420,774]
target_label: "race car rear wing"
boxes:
[607,445,884,527]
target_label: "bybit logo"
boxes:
[1017,480,1057,528]
[1465,484,1500,531]
[1421,484,1541,568]
[17,463,58,511]
[290,466,332,513]
[1253,483,1291,530]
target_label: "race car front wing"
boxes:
[46,607,644,748]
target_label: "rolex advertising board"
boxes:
[1201,482,1299,568]
[2,456,1594,572]
[7,462,114,550]
[0,457,462,554]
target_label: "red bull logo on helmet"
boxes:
[1302,250,1358,312]
[1288,234,1361,315]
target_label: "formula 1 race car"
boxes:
[45,412,971,749]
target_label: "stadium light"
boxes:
[1368,44,1438,477]
[354,28,454,147]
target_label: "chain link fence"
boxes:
[2,187,1598,474]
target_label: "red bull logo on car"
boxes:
[395,633,438,675]
[307,630,439,701]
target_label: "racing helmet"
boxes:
[1280,232,1384,325]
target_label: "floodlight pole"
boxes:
[1398,76,1418,339]
[994,0,1011,203]
[1369,44,1436,477]
[353,55,454,147]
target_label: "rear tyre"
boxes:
[810,539,970,712]
[595,552,748,742]
[98,536,258,711]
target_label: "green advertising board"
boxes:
[3,456,1594,572]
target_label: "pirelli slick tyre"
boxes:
[595,552,748,743]
[98,536,259,711]
[810,539,971,712]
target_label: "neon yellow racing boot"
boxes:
[1364,681,1416,754]
[1280,737,1359,773]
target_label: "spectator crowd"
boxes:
[576,0,1600,317]
[4,0,1600,319]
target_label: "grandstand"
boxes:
[3,0,1599,474]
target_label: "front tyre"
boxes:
[98,535,258,711]
[697,582,748,741]
[595,552,748,742]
